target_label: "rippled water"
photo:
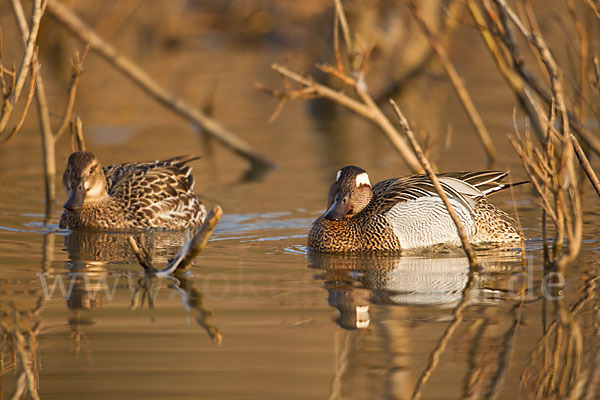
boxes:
[2,3,600,398]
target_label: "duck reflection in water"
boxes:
[61,230,222,346]
[308,249,524,330]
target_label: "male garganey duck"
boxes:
[59,151,206,230]
[308,166,525,252]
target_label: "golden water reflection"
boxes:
[308,249,599,399]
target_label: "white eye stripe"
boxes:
[355,172,371,187]
[336,169,342,181]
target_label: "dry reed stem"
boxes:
[497,0,582,270]
[565,0,588,122]
[164,205,223,273]
[0,51,38,145]
[390,99,480,268]
[468,0,546,139]
[11,0,56,219]
[389,99,481,399]
[46,0,273,170]
[0,0,47,134]
[570,134,600,198]
[69,116,85,152]
[583,0,600,20]
[127,237,154,273]
[408,0,496,163]
[409,0,497,163]
[593,57,600,89]
[128,205,223,275]
[489,0,600,156]
[127,207,223,346]
[268,63,423,173]
[54,45,89,142]
[375,0,463,104]
[261,1,426,172]
[333,0,353,53]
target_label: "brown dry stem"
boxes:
[46,0,273,170]
[390,99,480,268]
[265,63,424,173]
[409,0,496,163]
[54,45,90,142]
[127,205,223,275]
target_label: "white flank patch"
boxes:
[355,172,371,187]
[336,169,342,182]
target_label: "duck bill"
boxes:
[64,184,85,210]
[324,199,350,221]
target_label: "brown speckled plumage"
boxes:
[308,166,525,253]
[59,151,206,230]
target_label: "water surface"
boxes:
[1,3,600,399]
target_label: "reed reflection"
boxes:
[308,249,536,399]
[60,230,222,346]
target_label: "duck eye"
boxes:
[89,167,94,174]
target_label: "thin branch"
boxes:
[270,63,423,173]
[54,45,89,142]
[46,0,273,169]
[69,116,85,151]
[0,0,47,133]
[333,0,353,54]
[11,0,55,220]
[409,0,496,163]
[158,205,223,274]
[492,0,600,155]
[582,0,600,20]
[0,52,38,145]
[390,99,480,268]
[468,0,546,139]
[570,134,600,199]
[127,236,156,274]
[127,206,223,276]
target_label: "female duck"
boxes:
[59,151,206,230]
[308,166,525,252]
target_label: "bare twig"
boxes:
[583,0,600,20]
[54,45,89,141]
[570,134,600,199]
[127,236,155,274]
[490,0,600,156]
[69,116,85,152]
[128,205,223,275]
[390,99,480,268]
[11,0,55,221]
[333,0,352,52]
[269,63,423,173]
[0,0,47,134]
[468,0,546,139]
[158,205,223,274]
[409,0,496,163]
[46,0,273,170]
[0,52,38,145]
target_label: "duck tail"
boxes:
[483,179,529,196]
[166,155,202,166]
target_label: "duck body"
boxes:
[59,151,206,230]
[308,167,525,253]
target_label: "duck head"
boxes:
[62,151,108,211]
[324,166,373,221]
